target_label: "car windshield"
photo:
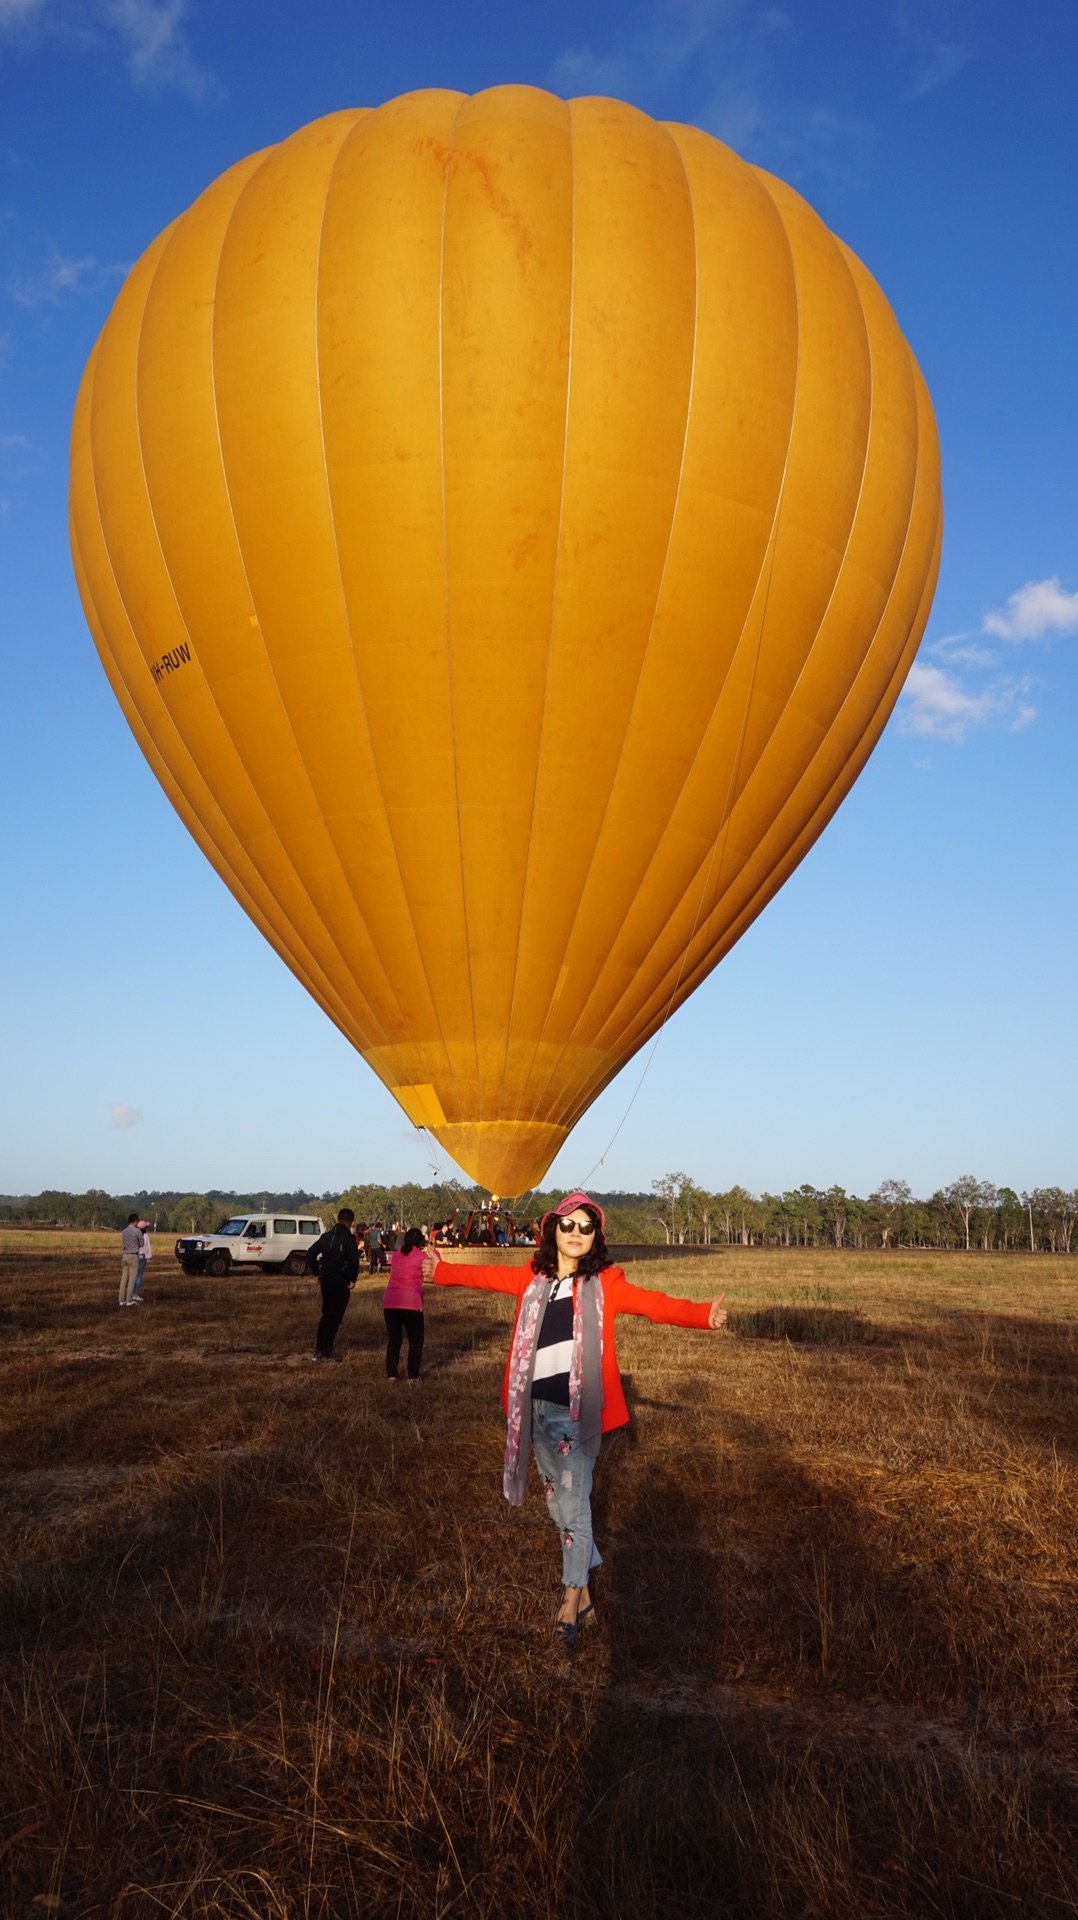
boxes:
[218,1218,249,1237]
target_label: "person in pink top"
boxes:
[382,1227,427,1384]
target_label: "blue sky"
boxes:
[1,0,1075,1201]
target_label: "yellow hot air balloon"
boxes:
[70,86,941,1195]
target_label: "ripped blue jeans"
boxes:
[531,1398,603,1591]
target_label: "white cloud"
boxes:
[900,663,997,741]
[551,44,634,95]
[758,8,795,35]
[901,571,1076,745]
[552,0,743,99]
[109,1102,143,1128]
[11,250,96,306]
[550,0,867,180]
[904,38,969,98]
[983,577,1078,643]
[706,75,770,153]
[103,0,208,95]
[0,0,211,96]
[929,633,998,670]
[894,3,972,98]
[898,662,1036,743]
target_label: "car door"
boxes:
[238,1219,267,1263]
[271,1218,303,1272]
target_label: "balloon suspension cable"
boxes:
[575,525,781,1192]
[421,1131,482,1211]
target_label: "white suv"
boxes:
[175,1214,325,1277]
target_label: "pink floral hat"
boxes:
[538,1190,606,1235]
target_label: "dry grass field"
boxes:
[2,1233,1078,1918]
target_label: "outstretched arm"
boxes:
[610,1269,726,1331]
[421,1251,521,1297]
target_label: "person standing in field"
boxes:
[306,1207,361,1362]
[422,1191,727,1656]
[382,1227,427,1385]
[132,1220,152,1303]
[118,1212,141,1307]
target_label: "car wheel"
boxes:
[181,1262,201,1276]
[205,1251,230,1277]
[283,1251,308,1277]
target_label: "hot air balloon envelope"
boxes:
[70,86,942,1193]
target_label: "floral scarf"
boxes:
[503,1269,605,1506]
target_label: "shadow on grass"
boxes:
[569,1384,1078,1920]
[731,1302,887,1345]
[899,1307,1078,1469]
[575,1453,730,1917]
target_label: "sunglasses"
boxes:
[556,1217,596,1235]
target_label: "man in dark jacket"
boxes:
[307,1208,360,1362]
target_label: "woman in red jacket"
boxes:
[422,1190,726,1655]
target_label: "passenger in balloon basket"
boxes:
[422,1191,727,1656]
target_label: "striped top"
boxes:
[531,1276,574,1406]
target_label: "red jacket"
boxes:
[432,1260,712,1433]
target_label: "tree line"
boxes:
[644,1174,1078,1252]
[2,1173,1076,1252]
[0,1189,335,1233]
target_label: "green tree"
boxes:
[337,1184,393,1227]
[169,1194,219,1234]
[994,1187,1025,1250]
[904,1201,934,1247]
[1028,1188,1078,1254]
[944,1175,982,1250]
[693,1188,718,1245]
[975,1182,999,1250]
[678,1180,716,1244]
[794,1185,824,1246]
[651,1172,695,1244]
[757,1192,785,1246]
[822,1185,848,1249]
[601,1200,661,1244]
[846,1193,870,1247]
[871,1178,911,1248]
[716,1185,759,1246]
